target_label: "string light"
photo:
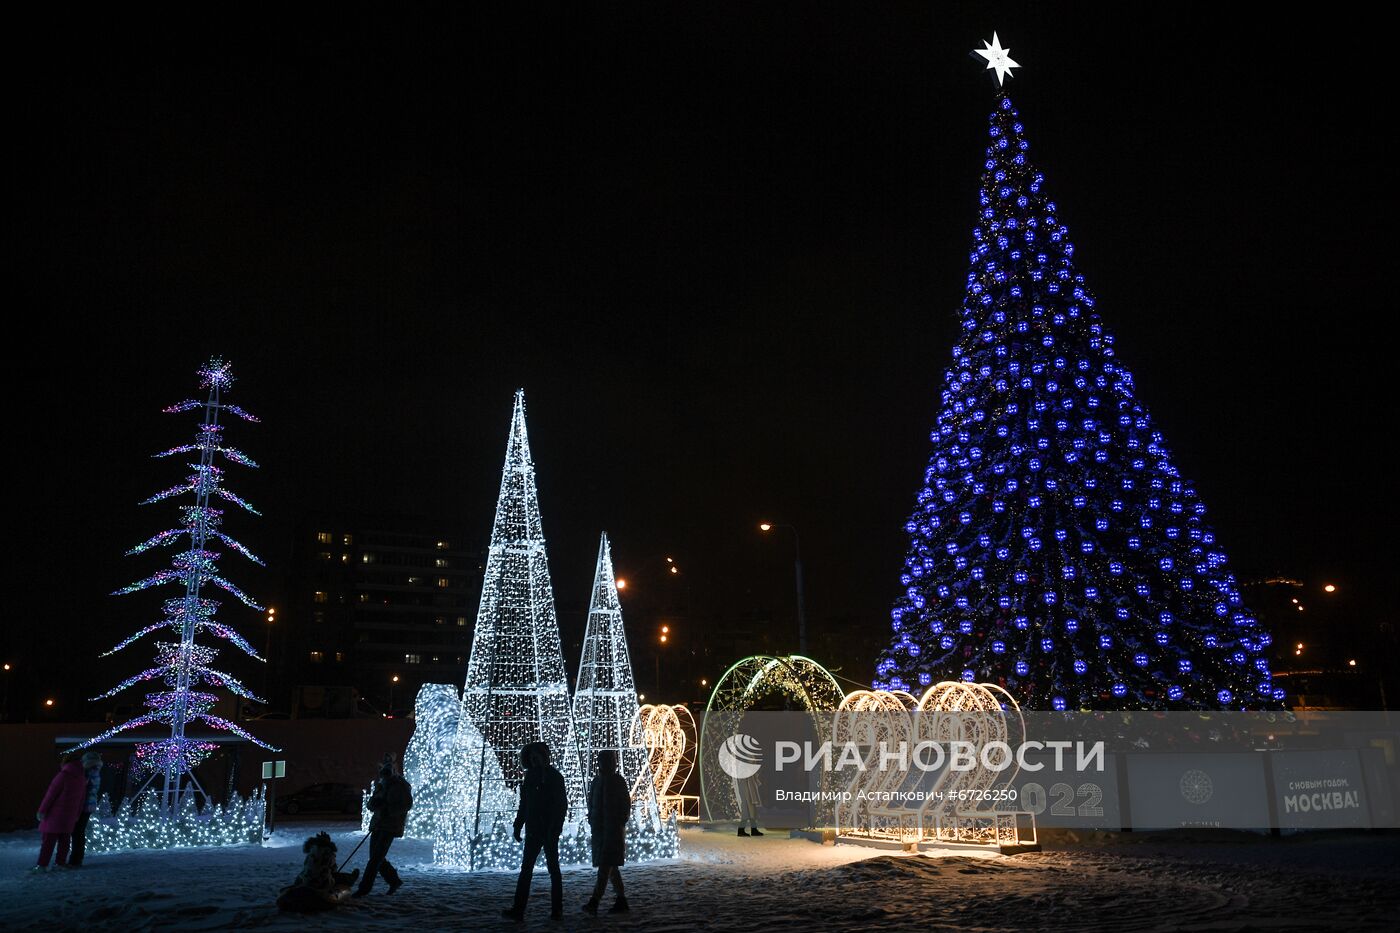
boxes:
[83,789,266,854]
[572,534,663,825]
[66,357,277,826]
[875,90,1278,710]
[395,394,679,869]
[460,390,582,804]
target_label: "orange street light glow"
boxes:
[617,578,627,590]
[759,523,772,532]
[1324,584,1337,593]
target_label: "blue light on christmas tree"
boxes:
[876,43,1280,710]
[69,358,276,810]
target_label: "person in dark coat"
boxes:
[353,754,413,897]
[68,751,103,868]
[34,756,87,871]
[583,750,631,915]
[503,742,568,921]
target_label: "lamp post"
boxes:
[262,607,276,709]
[655,625,670,695]
[759,522,807,656]
[389,674,399,715]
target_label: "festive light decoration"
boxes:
[838,682,1034,850]
[415,390,679,870]
[68,358,275,815]
[875,60,1278,711]
[572,533,656,814]
[700,655,844,823]
[973,32,1021,86]
[461,390,582,804]
[630,703,699,821]
[84,789,266,854]
[392,683,476,840]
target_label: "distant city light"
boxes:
[1324,584,1337,593]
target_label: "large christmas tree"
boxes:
[876,42,1279,710]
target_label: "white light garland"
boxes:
[83,788,265,853]
[572,534,658,821]
[461,390,582,806]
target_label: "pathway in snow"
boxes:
[2,823,1395,931]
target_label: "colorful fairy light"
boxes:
[67,357,278,826]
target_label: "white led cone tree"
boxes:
[571,533,656,813]
[461,390,582,803]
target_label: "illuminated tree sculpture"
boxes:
[876,45,1279,710]
[571,533,654,812]
[461,390,582,805]
[70,358,275,813]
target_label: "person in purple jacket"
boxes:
[34,755,87,871]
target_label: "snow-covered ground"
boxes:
[2,822,1395,931]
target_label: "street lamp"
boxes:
[655,626,670,694]
[390,674,400,714]
[263,607,276,704]
[759,522,807,655]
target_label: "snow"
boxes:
[2,822,1395,931]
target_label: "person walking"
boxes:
[503,742,568,922]
[34,755,87,871]
[583,750,630,915]
[68,751,103,868]
[353,754,413,897]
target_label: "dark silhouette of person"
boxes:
[353,753,413,897]
[583,749,631,915]
[503,742,568,921]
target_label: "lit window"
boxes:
[362,553,377,564]
[341,553,350,563]
[435,616,446,626]
[318,551,332,561]
[334,651,344,662]
[405,653,422,664]
[342,534,354,545]
[407,576,422,586]
[358,593,370,603]
[309,650,324,663]
[316,532,332,544]
[436,540,450,550]
[437,577,450,588]
[435,558,449,568]
[456,617,468,626]
[313,591,329,604]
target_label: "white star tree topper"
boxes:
[974,32,1020,86]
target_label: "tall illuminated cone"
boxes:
[875,45,1279,711]
[462,390,581,800]
[572,533,654,810]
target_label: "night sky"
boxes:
[8,4,1391,714]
